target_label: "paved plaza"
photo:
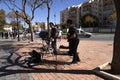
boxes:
[0,39,113,80]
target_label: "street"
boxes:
[34,33,114,42]
[80,33,114,42]
[0,33,114,42]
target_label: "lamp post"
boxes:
[47,0,50,37]
[46,0,52,48]
[16,10,20,41]
[54,12,56,25]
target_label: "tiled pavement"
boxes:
[0,39,113,80]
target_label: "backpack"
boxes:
[23,50,42,67]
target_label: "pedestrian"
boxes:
[66,19,80,64]
[49,22,58,55]
[9,32,13,39]
[5,32,8,39]
[1,32,4,39]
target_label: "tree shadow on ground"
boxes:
[0,50,94,78]
[0,65,93,77]
[0,42,103,79]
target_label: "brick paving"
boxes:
[0,39,113,80]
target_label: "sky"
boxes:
[0,0,87,24]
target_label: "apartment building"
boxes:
[60,0,116,28]
[98,0,104,25]
[102,0,116,27]
[81,1,91,16]
[60,4,82,27]
[88,0,103,25]
[77,4,82,26]
[33,22,47,32]
[68,5,78,26]
[60,8,69,24]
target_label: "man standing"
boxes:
[49,22,58,55]
[67,19,80,64]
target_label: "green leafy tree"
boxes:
[108,13,116,20]
[85,15,95,27]
[7,11,24,41]
[60,22,66,30]
[7,11,23,29]
[10,21,22,30]
[81,14,99,27]
[0,9,6,32]
[42,23,46,30]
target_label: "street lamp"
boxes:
[16,10,20,41]
[54,12,56,25]
[47,0,51,37]
[44,0,52,35]
[45,0,52,47]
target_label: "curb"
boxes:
[93,62,120,80]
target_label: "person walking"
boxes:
[1,32,4,39]
[49,22,58,55]
[66,19,80,64]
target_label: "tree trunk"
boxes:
[29,22,34,42]
[111,0,120,74]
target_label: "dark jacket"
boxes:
[50,28,58,38]
[67,27,78,42]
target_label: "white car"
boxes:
[76,28,92,38]
[35,31,40,35]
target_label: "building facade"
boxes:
[60,8,69,24]
[33,22,47,32]
[60,0,116,28]
[102,0,116,27]
[81,1,91,16]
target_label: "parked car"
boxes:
[76,28,92,38]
